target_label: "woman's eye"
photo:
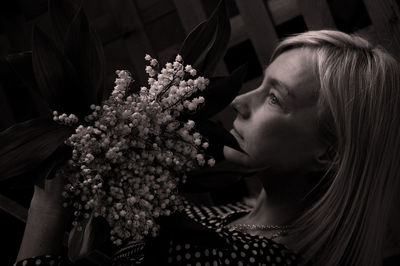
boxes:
[267,93,280,106]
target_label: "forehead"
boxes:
[265,48,319,106]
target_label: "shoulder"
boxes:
[183,200,252,222]
[182,201,301,264]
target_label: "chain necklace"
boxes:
[225,224,291,239]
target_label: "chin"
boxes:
[223,146,249,166]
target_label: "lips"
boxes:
[231,127,243,141]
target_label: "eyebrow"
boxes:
[267,77,294,99]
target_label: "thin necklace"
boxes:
[225,224,291,239]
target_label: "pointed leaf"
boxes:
[91,31,107,103]
[68,215,110,262]
[49,0,81,46]
[179,1,224,70]
[32,26,91,117]
[64,9,105,105]
[5,52,37,90]
[0,117,74,180]
[5,51,52,116]
[189,64,247,120]
[37,146,71,180]
[195,119,244,161]
[202,0,231,76]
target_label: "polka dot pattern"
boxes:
[17,203,300,265]
[159,202,300,265]
[14,255,61,266]
[138,202,300,265]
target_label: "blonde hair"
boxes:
[271,30,400,266]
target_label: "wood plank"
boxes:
[134,0,164,12]
[267,0,301,25]
[106,0,155,86]
[363,0,400,60]
[91,14,124,44]
[356,24,378,46]
[234,0,279,68]
[140,1,176,24]
[230,15,248,47]
[173,0,207,33]
[297,0,336,30]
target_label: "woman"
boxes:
[16,30,400,266]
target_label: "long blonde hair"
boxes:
[271,30,400,266]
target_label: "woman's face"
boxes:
[224,48,325,173]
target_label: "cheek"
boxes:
[239,118,282,166]
[243,116,314,168]
[245,115,286,151]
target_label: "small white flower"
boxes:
[185,65,193,72]
[189,69,197,76]
[150,59,158,67]
[175,54,182,62]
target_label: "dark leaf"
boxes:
[68,215,110,262]
[189,64,247,120]
[202,0,231,76]
[178,1,223,71]
[195,119,244,161]
[5,52,37,90]
[64,9,105,105]
[32,26,91,117]
[49,0,81,46]
[36,145,71,180]
[4,51,51,118]
[91,30,106,103]
[0,116,74,180]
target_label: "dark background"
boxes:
[1,0,400,265]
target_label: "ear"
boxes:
[312,145,335,172]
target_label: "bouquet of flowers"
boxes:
[0,0,246,255]
[57,54,218,245]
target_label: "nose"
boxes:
[231,92,251,120]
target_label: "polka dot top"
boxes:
[15,202,301,265]
[114,202,301,265]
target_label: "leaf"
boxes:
[195,119,244,161]
[178,1,223,71]
[36,145,71,180]
[189,64,247,120]
[0,116,74,180]
[5,52,37,90]
[68,215,110,262]
[64,9,105,105]
[201,0,231,76]
[48,0,81,46]
[4,51,52,115]
[32,26,92,117]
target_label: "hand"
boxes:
[17,168,71,261]
[30,167,70,215]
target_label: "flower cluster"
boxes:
[56,54,214,245]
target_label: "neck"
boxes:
[242,170,319,226]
